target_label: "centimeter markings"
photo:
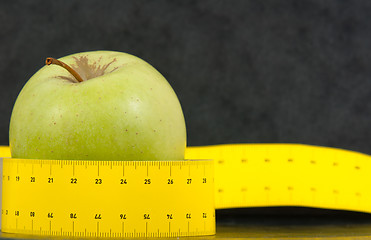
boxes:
[185,144,371,213]
[4,143,371,237]
[2,159,215,237]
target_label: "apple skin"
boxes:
[9,51,186,161]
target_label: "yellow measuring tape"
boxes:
[0,147,10,159]
[1,143,371,238]
[1,158,215,238]
[186,144,371,212]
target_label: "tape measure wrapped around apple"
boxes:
[4,51,215,238]
[8,51,371,238]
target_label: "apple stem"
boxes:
[45,58,84,82]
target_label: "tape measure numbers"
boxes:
[2,143,371,238]
[1,159,215,238]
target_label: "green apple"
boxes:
[9,51,186,161]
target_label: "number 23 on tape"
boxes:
[1,158,215,238]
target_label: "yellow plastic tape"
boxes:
[185,144,371,212]
[0,147,10,158]
[1,158,215,238]
[2,143,371,238]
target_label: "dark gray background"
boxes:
[1,0,371,155]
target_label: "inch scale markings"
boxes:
[2,158,215,238]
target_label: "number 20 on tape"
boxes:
[1,158,215,238]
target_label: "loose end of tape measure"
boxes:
[186,143,371,214]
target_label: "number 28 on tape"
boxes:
[1,158,215,238]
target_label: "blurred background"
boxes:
[1,0,371,154]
